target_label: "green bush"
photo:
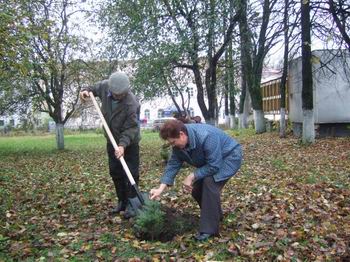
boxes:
[133,201,165,241]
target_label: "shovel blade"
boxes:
[128,192,150,214]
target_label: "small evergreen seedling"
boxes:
[133,201,165,241]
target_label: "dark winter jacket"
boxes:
[87,80,140,148]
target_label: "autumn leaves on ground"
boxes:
[0,130,349,261]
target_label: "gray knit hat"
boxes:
[108,72,130,95]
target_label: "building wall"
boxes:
[0,112,48,131]
[65,102,102,130]
[288,49,350,124]
[0,116,18,130]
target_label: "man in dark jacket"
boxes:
[80,72,140,219]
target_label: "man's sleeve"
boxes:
[118,103,139,148]
[83,81,103,98]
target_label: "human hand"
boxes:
[80,90,90,101]
[114,146,125,159]
[150,184,167,200]
[150,188,163,200]
[182,173,195,193]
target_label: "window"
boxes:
[188,87,194,97]
[157,109,164,118]
[35,118,41,126]
[0,120,4,126]
[9,119,15,126]
[171,88,178,97]
[144,109,150,119]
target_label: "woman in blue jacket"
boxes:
[150,119,243,241]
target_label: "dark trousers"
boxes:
[191,176,228,235]
[107,143,140,202]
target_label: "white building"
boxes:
[0,115,18,131]
[138,80,243,126]
[0,111,49,132]
[288,49,350,136]
[139,83,209,124]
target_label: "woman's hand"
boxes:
[150,184,167,200]
[182,173,195,193]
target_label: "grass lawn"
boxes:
[0,129,349,261]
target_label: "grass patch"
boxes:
[271,158,289,171]
[226,128,256,139]
[0,132,106,156]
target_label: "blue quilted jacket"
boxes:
[160,123,243,185]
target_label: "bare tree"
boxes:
[313,0,350,51]
[328,0,350,51]
[224,40,239,129]
[279,0,299,137]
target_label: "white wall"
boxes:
[288,49,350,124]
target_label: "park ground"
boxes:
[0,129,349,261]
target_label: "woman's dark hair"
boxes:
[159,119,187,140]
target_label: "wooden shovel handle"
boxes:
[89,92,137,186]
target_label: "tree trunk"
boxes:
[279,0,290,138]
[239,89,250,128]
[301,0,315,143]
[56,123,64,150]
[227,0,236,130]
[224,56,230,128]
[229,114,236,129]
[248,78,266,133]
[193,64,209,120]
[238,74,247,129]
[237,0,266,133]
[206,117,216,126]
[280,108,287,137]
[224,115,230,127]
[302,109,315,143]
[254,109,265,134]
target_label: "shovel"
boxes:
[88,92,147,212]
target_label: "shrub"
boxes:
[133,201,165,241]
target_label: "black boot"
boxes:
[109,201,127,215]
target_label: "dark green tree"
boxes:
[0,0,31,115]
